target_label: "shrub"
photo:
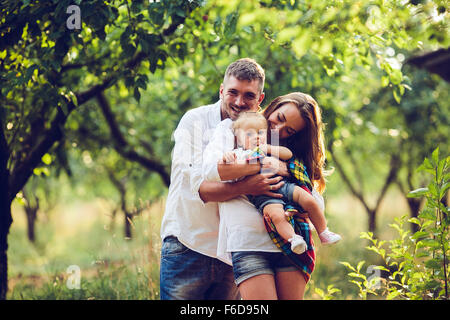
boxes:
[340,147,449,300]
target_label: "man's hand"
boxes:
[236,172,284,198]
[261,156,289,177]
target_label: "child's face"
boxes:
[236,123,267,150]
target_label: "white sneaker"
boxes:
[288,234,307,254]
[319,228,341,245]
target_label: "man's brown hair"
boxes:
[224,58,265,93]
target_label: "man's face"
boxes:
[220,76,264,121]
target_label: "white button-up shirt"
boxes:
[160,101,226,261]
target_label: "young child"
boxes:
[223,112,341,254]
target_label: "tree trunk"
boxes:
[368,210,377,235]
[407,197,422,234]
[0,117,12,300]
[0,197,12,300]
[22,189,38,243]
[124,213,132,239]
[0,163,12,300]
[25,207,37,243]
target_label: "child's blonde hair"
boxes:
[232,112,268,133]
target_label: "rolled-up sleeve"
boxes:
[202,119,234,182]
[172,111,208,203]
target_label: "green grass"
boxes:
[7,190,410,300]
[8,198,164,300]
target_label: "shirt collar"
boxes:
[211,100,222,126]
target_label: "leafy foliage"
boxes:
[341,148,449,300]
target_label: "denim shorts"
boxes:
[248,180,298,214]
[160,236,239,300]
[231,251,298,286]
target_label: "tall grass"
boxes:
[7,190,409,299]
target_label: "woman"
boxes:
[202,92,328,299]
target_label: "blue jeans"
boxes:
[160,236,240,300]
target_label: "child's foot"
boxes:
[319,228,341,245]
[288,234,307,254]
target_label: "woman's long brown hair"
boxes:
[262,92,327,193]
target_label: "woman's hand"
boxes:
[236,172,284,198]
[261,156,289,177]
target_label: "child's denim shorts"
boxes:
[231,251,297,285]
[248,180,298,214]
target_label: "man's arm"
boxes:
[199,172,285,203]
[217,162,261,181]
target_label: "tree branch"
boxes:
[96,92,170,186]
[7,14,188,199]
[373,154,401,213]
[328,143,371,213]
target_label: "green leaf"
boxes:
[428,181,439,198]
[431,147,439,166]
[339,261,356,272]
[407,187,428,198]
[440,182,450,200]
[41,153,52,165]
[224,12,238,38]
[315,287,324,296]
[419,238,440,249]
[348,272,366,279]
[425,259,443,269]
[134,87,141,102]
[372,265,390,272]
[387,291,401,300]
[423,279,441,290]
[407,217,420,225]
[360,231,374,240]
[67,91,78,107]
[418,208,435,220]
[148,4,164,26]
[417,157,435,174]
[25,64,38,82]
[436,158,445,183]
[174,7,186,18]
[390,69,403,85]
[411,231,428,240]
[393,88,401,104]
[357,260,365,272]
[135,77,147,90]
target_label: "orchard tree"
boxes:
[0,0,208,299]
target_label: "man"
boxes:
[160,58,287,300]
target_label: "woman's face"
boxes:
[267,102,305,140]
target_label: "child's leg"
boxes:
[263,203,296,241]
[292,186,327,234]
[292,186,341,244]
[264,203,307,254]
